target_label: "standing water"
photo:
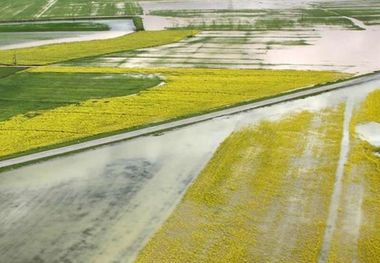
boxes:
[0,78,380,262]
[0,19,135,50]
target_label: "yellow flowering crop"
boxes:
[136,107,345,262]
[0,30,198,65]
[0,66,348,158]
[327,90,380,262]
[353,89,380,123]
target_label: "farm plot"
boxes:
[0,66,26,78]
[325,89,380,262]
[0,66,347,159]
[66,30,318,68]
[39,0,142,17]
[70,25,380,74]
[145,8,362,31]
[0,0,142,20]
[135,83,380,263]
[0,30,196,65]
[0,70,160,122]
[318,0,380,25]
[135,106,345,263]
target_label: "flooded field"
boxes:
[1,0,380,262]
[139,0,316,12]
[0,19,135,50]
[68,24,380,74]
[1,75,379,262]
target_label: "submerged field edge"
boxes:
[1,70,378,171]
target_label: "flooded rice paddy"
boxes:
[1,76,379,263]
[0,19,134,50]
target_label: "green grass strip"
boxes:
[0,22,110,32]
[0,66,27,78]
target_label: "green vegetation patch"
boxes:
[317,2,380,25]
[0,0,142,20]
[132,16,144,31]
[255,18,295,30]
[0,71,160,121]
[0,22,110,32]
[298,16,362,30]
[149,9,265,17]
[0,30,198,65]
[0,66,26,78]
[41,0,142,17]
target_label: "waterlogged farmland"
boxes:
[0,0,380,262]
[78,21,380,74]
[65,0,378,74]
[137,108,345,262]
[1,78,380,262]
[137,81,380,263]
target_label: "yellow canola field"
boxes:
[328,90,380,262]
[136,107,345,263]
[0,67,348,158]
[0,30,197,65]
[354,89,380,123]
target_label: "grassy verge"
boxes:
[136,106,344,262]
[0,66,348,159]
[0,30,198,65]
[0,22,110,32]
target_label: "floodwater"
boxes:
[1,77,380,262]
[356,122,380,147]
[265,25,380,74]
[135,0,380,74]
[140,0,317,12]
[77,24,380,74]
[0,19,134,50]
